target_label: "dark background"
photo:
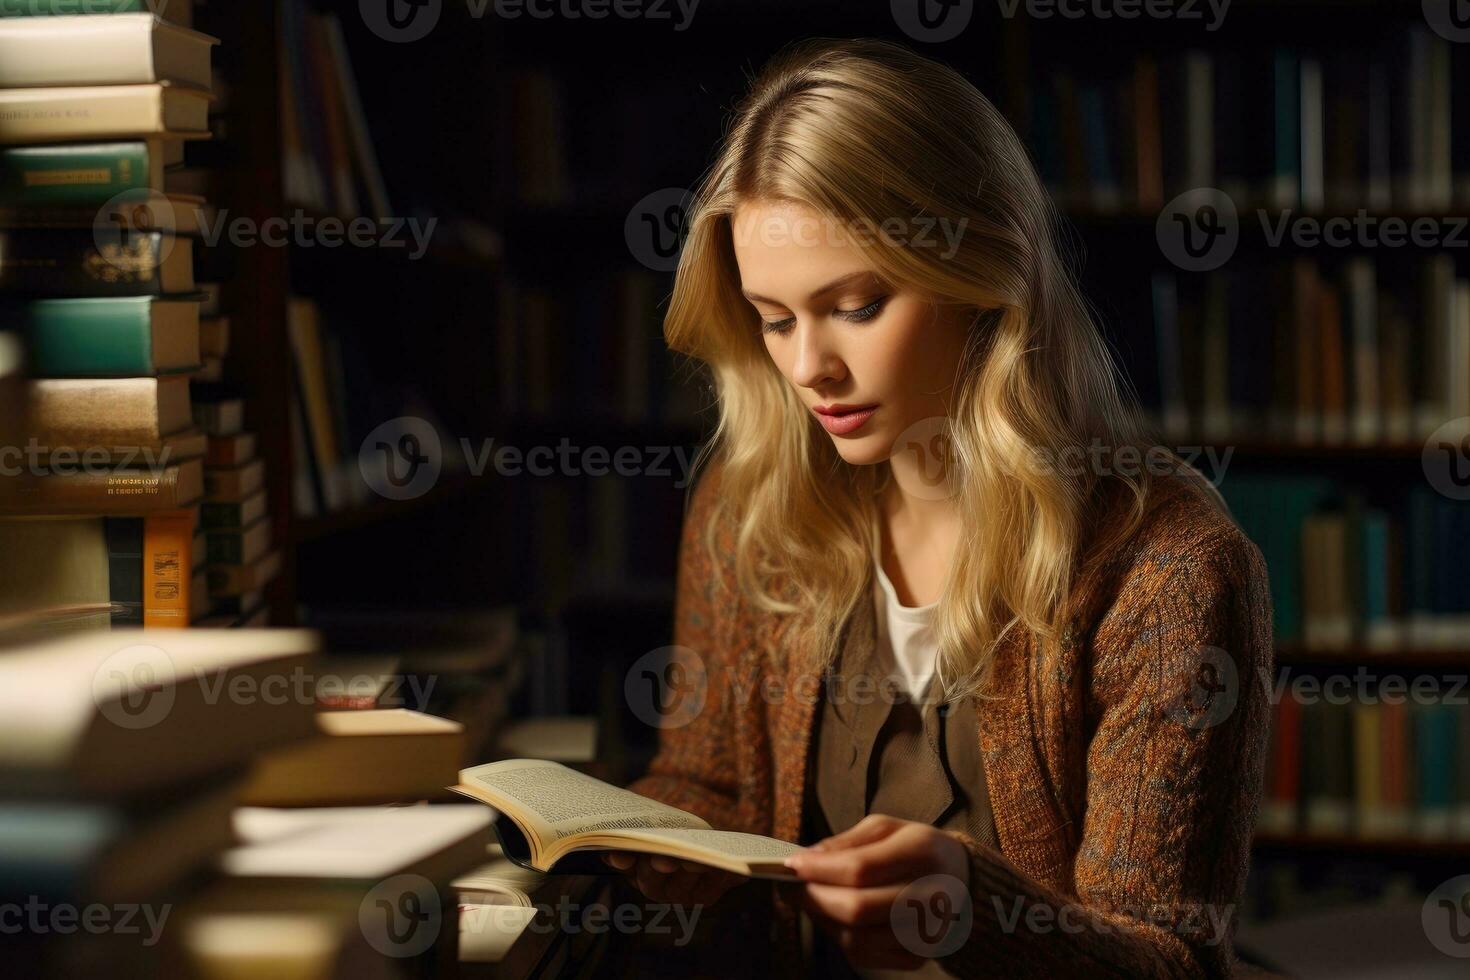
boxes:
[190,1,1470,974]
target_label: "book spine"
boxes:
[103,516,142,626]
[0,229,167,296]
[0,87,172,144]
[205,520,267,565]
[1272,49,1300,207]
[207,550,279,596]
[203,459,263,500]
[27,377,171,447]
[0,466,187,515]
[142,509,192,627]
[0,0,153,12]
[204,433,253,467]
[0,141,150,207]
[0,15,161,89]
[200,498,250,528]
[10,296,157,376]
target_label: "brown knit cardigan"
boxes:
[629,459,1274,979]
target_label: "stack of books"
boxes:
[303,607,525,763]
[194,381,277,627]
[0,6,220,633]
[0,627,322,977]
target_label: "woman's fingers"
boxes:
[602,851,636,871]
[799,881,906,927]
[786,825,934,887]
[605,852,738,908]
[811,813,902,852]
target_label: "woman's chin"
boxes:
[826,431,891,466]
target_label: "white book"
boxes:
[221,805,494,881]
[0,84,210,145]
[0,628,318,796]
[0,14,216,89]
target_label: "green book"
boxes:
[0,0,158,14]
[4,296,200,377]
[0,141,169,208]
[1415,702,1456,837]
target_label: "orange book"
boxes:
[143,509,194,628]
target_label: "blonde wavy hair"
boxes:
[666,38,1211,698]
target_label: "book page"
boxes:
[458,759,708,847]
[588,827,801,875]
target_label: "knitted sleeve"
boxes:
[941,525,1274,979]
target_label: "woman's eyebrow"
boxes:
[741,271,877,306]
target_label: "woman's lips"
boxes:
[813,405,879,435]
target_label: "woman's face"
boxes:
[731,199,972,467]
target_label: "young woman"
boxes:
[610,38,1273,979]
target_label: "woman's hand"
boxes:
[601,851,743,908]
[784,814,973,970]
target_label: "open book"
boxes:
[450,759,800,879]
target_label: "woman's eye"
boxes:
[761,316,797,335]
[834,297,886,322]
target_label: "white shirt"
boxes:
[873,558,940,702]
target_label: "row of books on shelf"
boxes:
[278,0,390,219]
[1148,255,1469,447]
[1026,29,1470,214]
[1223,479,1470,651]
[1259,695,1470,844]
[0,608,565,977]
[497,270,704,427]
[0,4,278,630]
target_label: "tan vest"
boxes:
[808,585,996,848]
